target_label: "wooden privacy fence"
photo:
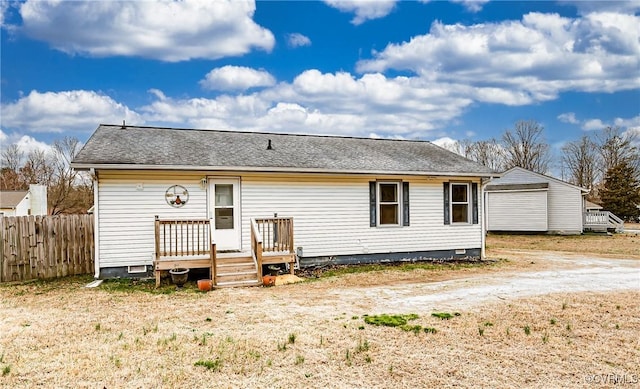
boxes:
[0,215,94,282]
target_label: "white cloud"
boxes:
[138,68,480,137]
[286,33,311,48]
[357,12,640,105]
[324,0,397,25]
[451,0,490,13]
[558,112,579,124]
[12,0,274,61]
[566,1,640,15]
[613,115,640,130]
[432,136,462,154]
[578,114,640,133]
[0,1,9,27]
[0,129,53,156]
[0,90,142,133]
[582,119,606,131]
[199,66,276,92]
[15,135,54,156]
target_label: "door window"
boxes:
[215,184,234,229]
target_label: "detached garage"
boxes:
[485,167,588,235]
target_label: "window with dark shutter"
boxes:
[451,183,470,223]
[378,182,400,225]
[370,181,409,227]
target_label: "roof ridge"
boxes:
[98,123,434,144]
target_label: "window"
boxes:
[443,182,479,225]
[450,183,469,223]
[379,182,400,225]
[369,181,410,227]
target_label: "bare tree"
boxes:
[464,138,505,171]
[596,126,639,178]
[561,135,598,190]
[1,137,93,214]
[502,120,551,174]
[0,144,26,190]
[49,137,84,215]
[20,149,55,187]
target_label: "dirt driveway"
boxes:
[217,250,640,322]
[325,252,640,313]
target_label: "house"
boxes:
[484,167,588,235]
[0,184,48,217]
[584,200,603,212]
[71,124,496,287]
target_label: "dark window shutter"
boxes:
[369,181,376,227]
[472,182,479,224]
[443,182,450,225]
[402,182,410,226]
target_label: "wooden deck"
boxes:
[583,211,624,233]
[153,217,215,287]
[154,216,296,287]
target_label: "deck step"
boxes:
[213,252,261,287]
[216,270,259,284]
[217,262,255,269]
[216,270,257,277]
[215,279,261,288]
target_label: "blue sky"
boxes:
[1,0,639,165]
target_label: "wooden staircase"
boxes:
[153,216,296,288]
[215,253,261,288]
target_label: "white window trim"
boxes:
[450,182,471,225]
[377,181,401,227]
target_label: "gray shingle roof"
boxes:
[72,124,496,176]
[0,191,28,209]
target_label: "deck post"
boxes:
[154,216,161,287]
[256,239,263,281]
[210,243,217,285]
[289,218,295,274]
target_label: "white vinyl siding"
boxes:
[487,190,548,231]
[240,175,482,258]
[97,171,208,268]
[95,170,483,269]
[547,180,583,233]
[15,196,31,216]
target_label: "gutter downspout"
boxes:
[480,176,495,259]
[92,169,100,279]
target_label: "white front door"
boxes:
[209,178,241,251]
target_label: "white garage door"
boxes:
[487,190,548,231]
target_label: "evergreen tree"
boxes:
[600,161,640,221]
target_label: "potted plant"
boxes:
[169,268,189,288]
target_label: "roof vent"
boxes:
[267,139,273,150]
[121,120,126,129]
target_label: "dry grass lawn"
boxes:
[487,231,640,259]
[1,234,639,388]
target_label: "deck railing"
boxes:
[254,217,294,253]
[251,217,295,281]
[153,216,216,286]
[583,211,624,232]
[154,216,211,257]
